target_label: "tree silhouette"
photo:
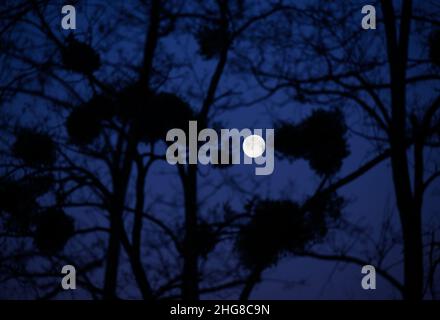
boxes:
[0,0,439,301]
[246,0,440,300]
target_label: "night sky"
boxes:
[0,0,439,300]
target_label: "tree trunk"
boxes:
[240,267,263,301]
[402,207,423,300]
[381,0,423,300]
[390,144,423,300]
[103,209,122,299]
[182,165,199,300]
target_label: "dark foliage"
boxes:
[0,174,55,233]
[0,175,54,214]
[0,179,37,232]
[115,82,151,120]
[302,192,345,237]
[68,84,194,145]
[66,95,114,145]
[194,221,218,258]
[429,30,440,66]
[275,109,350,176]
[117,84,194,142]
[195,25,229,59]
[88,95,116,121]
[61,35,101,74]
[151,92,194,133]
[237,194,344,269]
[194,0,244,60]
[33,208,75,255]
[0,174,57,236]
[66,105,103,145]
[236,200,303,269]
[12,129,56,166]
[66,83,194,145]
[20,174,54,198]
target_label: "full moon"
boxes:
[242,135,266,158]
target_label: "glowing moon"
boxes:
[242,135,265,158]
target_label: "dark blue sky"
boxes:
[1,0,439,299]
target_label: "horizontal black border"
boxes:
[0,300,438,319]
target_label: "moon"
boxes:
[242,134,266,158]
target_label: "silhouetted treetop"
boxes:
[33,208,75,255]
[118,88,194,143]
[0,178,37,233]
[429,29,440,67]
[302,192,344,237]
[66,93,119,145]
[61,34,101,75]
[196,25,230,59]
[12,129,56,166]
[148,92,194,137]
[193,221,218,259]
[237,200,302,269]
[0,172,55,234]
[193,0,246,60]
[66,103,105,146]
[1,174,75,255]
[275,109,349,176]
[236,194,344,270]
[66,84,195,145]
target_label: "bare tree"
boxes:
[243,0,440,300]
[1,0,439,301]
